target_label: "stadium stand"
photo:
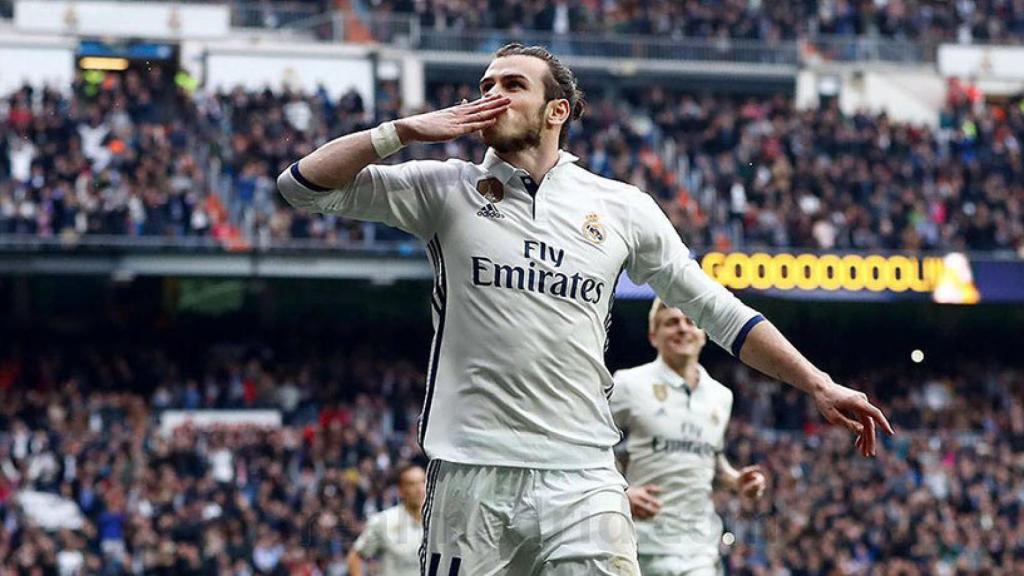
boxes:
[2,78,1022,253]
[0,343,1021,574]
[367,0,1024,43]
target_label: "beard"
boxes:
[483,103,546,154]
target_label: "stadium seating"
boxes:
[0,345,1020,574]
[369,0,1024,43]
[2,78,1022,254]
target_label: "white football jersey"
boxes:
[279,148,763,469]
[352,504,423,576]
[610,359,733,556]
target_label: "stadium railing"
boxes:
[351,11,935,65]
[228,0,345,41]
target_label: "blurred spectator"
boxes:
[0,339,1021,574]
[2,75,1022,254]
[366,0,1024,44]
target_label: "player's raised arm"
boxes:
[283,94,510,191]
[276,95,510,240]
[626,193,893,458]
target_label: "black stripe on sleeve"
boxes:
[730,314,766,357]
[289,162,331,192]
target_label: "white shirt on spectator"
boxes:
[8,138,35,183]
[78,122,111,167]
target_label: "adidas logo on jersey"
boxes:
[476,203,504,219]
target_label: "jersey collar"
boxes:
[654,357,706,393]
[481,148,579,186]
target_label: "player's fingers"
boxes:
[633,501,658,519]
[741,472,765,488]
[457,118,500,134]
[742,481,763,498]
[459,106,508,124]
[645,484,662,494]
[635,506,655,519]
[828,409,863,435]
[861,412,877,457]
[639,491,658,505]
[859,398,895,435]
[460,95,509,112]
[739,466,762,480]
[445,95,498,115]
[457,94,496,106]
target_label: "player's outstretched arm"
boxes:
[626,194,892,458]
[738,322,894,457]
[290,95,510,190]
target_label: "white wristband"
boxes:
[370,121,405,159]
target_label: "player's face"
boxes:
[398,466,426,509]
[478,55,551,153]
[650,307,707,362]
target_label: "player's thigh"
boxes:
[420,460,537,576]
[536,510,640,576]
[534,467,639,575]
[638,554,720,576]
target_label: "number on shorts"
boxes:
[427,553,462,576]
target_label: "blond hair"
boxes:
[648,297,670,334]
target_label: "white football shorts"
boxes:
[638,554,720,576]
[419,459,640,576]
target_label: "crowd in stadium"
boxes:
[2,72,1022,255]
[0,342,1021,575]
[366,0,1024,43]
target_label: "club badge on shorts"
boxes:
[476,178,505,204]
[581,212,606,244]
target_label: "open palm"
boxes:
[396,94,510,144]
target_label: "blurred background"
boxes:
[1,0,1024,574]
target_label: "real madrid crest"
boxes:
[711,409,721,426]
[476,178,505,204]
[652,383,668,402]
[582,212,606,244]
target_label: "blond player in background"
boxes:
[612,299,767,576]
[347,464,425,576]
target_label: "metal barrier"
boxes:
[230,1,339,39]
[345,11,937,65]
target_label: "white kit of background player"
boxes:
[612,300,767,576]
[278,44,892,576]
[347,464,426,576]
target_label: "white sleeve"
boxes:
[352,512,384,558]
[625,193,764,356]
[277,159,460,240]
[608,371,632,431]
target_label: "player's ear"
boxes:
[647,330,658,349]
[547,98,570,128]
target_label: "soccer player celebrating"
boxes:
[347,464,426,576]
[612,299,767,576]
[278,43,892,575]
